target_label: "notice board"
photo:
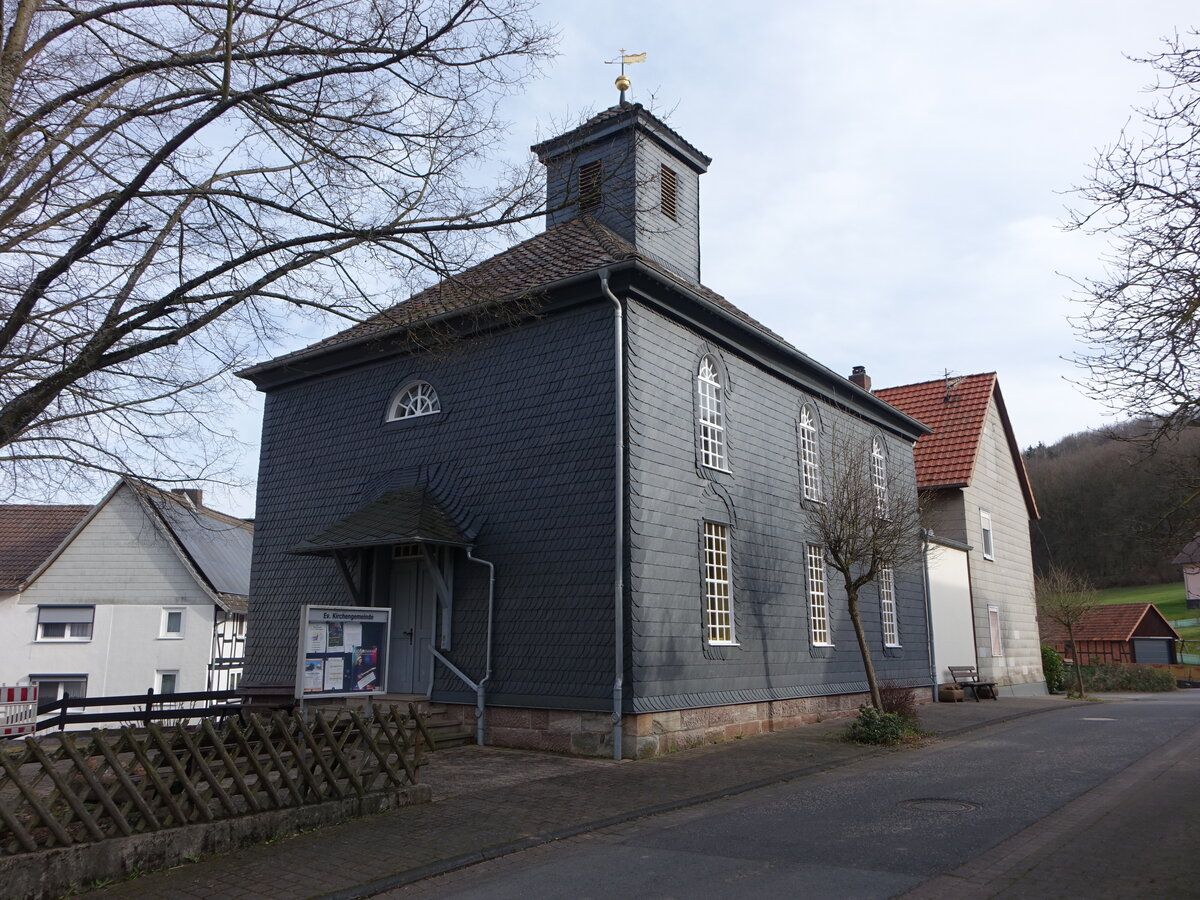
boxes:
[296,605,390,698]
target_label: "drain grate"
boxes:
[902,798,981,812]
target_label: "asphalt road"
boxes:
[387,692,1200,899]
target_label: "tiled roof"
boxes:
[874,374,998,488]
[1039,603,1179,643]
[0,505,90,589]
[1174,532,1200,565]
[258,215,788,370]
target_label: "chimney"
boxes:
[849,366,872,392]
[172,488,204,508]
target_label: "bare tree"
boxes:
[1035,566,1098,699]
[1068,32,1200,436]
[807,430,925,710]
[0,0,554,500]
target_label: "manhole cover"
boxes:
[902,798,980,812]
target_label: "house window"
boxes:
[387,381,440,421]
[660,164,678,220]
[579,159,602,211]
[36,606,94,641]
[233,615,245,637]
[880,567,900,647]
[160,607,185,639]
[29,676,87,703]
[988,605,1004,658]
[697,356,727,470]
[799,406,821,501]
[703,522,735,644]
[806,545,832,646]
[871,437,888,515]
[980,509,995,560]
[157,671,179,694]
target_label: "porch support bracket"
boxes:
[332,550,364,605]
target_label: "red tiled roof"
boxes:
[1039,603,1179,643]
[875,373,1038,518]
[0,505,91,589]
[257,215,787,371]
[874,374,997,488]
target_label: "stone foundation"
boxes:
[443,690,906,759]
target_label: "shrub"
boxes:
[1075,664,1176,692]
[846,705,905,745]
[1041,644,1066,692]
[879,683,918,723]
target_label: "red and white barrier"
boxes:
[0,684,38,737]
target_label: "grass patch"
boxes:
[1095,582,1187,615]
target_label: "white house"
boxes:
[875,372,1046,695]
[1174,532,1200,611]
[0,479,251,706]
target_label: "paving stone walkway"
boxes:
[91,696,1076,900]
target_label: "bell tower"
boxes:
[531,65,711,286]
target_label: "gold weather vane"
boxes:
[605,50,647,103]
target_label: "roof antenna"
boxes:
[944,368,963,403]
[605,50,646,105]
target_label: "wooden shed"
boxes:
[1041,602,1179,666]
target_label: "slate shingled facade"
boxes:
[241,102,933,757]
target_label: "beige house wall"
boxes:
[953,397,1044,692]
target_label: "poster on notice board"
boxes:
[296,605,390,698]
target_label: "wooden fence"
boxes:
[0,704,433,857]
[35,688,243,732]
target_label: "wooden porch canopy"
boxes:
[287,487,471,556]
[287,487,470,648]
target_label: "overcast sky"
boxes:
[214,1,1196,516]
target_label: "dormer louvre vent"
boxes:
[579,160,602,211]
[660,164,678,221]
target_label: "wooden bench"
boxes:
[948,666,999,702]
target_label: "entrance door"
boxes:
[387,558,436,694]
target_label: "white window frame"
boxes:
[806,545,832,646]
[160,607,185,639]
[871,437,889,516]
[799,406,821,501]
[386,380,441,422]
[35,606,94,642]
[980,509,995,560]
[697,356,728,471]
[156,670,179,695]
[29,676,87,702]
[880,567,900,647]
[988,605,1004,658]
[703,521,735,645]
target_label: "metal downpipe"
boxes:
[466,549,495,746]
[920,528,938,701]
[600,272,625,761]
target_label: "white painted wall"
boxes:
[0,485,221,701]
[926,540,977,684]
[1184,564,1200,604]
